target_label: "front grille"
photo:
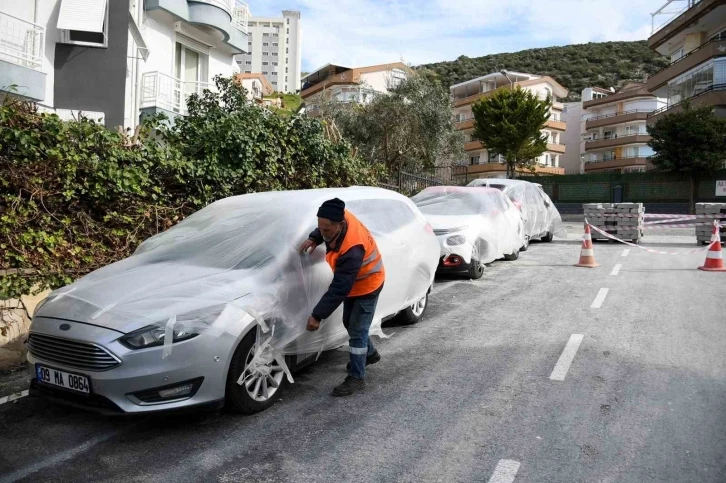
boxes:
[28,333,121,371]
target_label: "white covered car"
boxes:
[467,178,566,247]
[27,188,440,415]
[411,186,524,279]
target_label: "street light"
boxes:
[501,70,514,88]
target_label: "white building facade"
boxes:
[235,10,301,93]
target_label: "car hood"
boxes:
[425,214,483,231]
[35,261,272,334]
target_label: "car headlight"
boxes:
[446,235,466,245]
[120,324,198,349]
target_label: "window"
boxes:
[262,61,269,66]
[272,53,278,57]
[544,154,550,166]
[671,47,684,62]
[287,18,290,24]
[286,48,289,54]
[272,62,278,66]
[285,76,288,81]
[286,39,289,44]
[625,124,646,135]
[711,29,726,41]
[469,155,480,165]
[273,42,279,47]
[58,0,109,47]
[263,42,269,46]
[245,61,252,65]
[285,67,288,73]
[263,52,269,56]
[263,33,269,37]
[273,33,279,37]
[174,41,209,109]
[603,129,615,140]
[286,59,289,64]
[262,71,269,75]
[287,28,290,34]
[245,70,251,74]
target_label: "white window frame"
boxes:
[59,0,109,48]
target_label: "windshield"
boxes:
[413,191,498,216]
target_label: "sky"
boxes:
[250,0,672,72]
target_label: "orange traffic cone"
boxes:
[575,223,599,268]
[698,221,726,272]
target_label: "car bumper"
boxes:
[27,319,238,414]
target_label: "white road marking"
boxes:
[430,280,470,295]
[0,431,118,483]
[0,390,28,406]
[590,288,609,309]
[549,334,585,381]
[487,459,521,483]
[610,264,622,276]
[622,249,630,257]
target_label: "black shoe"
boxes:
[346,350,381,371]
[332,376,365,397]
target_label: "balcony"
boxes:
[547,143,566,154]
[649,0,725,50]
[647,83,726,122]
[585,157,650,172]
[585,134,651,150]
[648,39,726,90]
[545,119,567,131]
[0,11,46,101]
[140,72,215,117]
[455,118,474,130]
[583,86,654,109]
[464,140,485,151]
[585,110,652,129]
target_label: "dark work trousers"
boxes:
[342,289,381,379]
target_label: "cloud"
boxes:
[251,0,666,71]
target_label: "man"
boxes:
[299,198,385,397]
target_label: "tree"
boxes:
[647,102,726,212]
[321,70,464,174]
[471,86,551,179]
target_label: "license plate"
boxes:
[36,365,91,394]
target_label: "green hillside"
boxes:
[420,41,669,101]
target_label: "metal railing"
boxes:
[648,83,726,117]
[196,0,233,16]
[232,1,250,33]
[651,0,700,35]
[586,154,651,164]
[0,11,44,71]
[648,37,724,80]
[140,72,215,116]
[586,109,653,122]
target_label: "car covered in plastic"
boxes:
[467,178,565,247]
[411,186,524,279]
[27,188,440,415]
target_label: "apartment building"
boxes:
[235,10,301,93]
[234,72,273,103]
[646,0,726,123]
[580,83,666,173]
[560,101,584,173]
[299,62,410,115]
[0,0,250,128]
[450,71,568,180]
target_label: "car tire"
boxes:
[468,259,484,280]
[395,293,429,325]
[521,235,530,252]
[225,329,288,414]
[504,249,520,261]
[541,231,554,243]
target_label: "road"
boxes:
[1,224,725,482]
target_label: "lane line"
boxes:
[622,249,630,257]
[488,459,521,483]
[549,334,585,381]
[610,264,622,276]
[0,390,29,406]
[0,431,118,483]
[590,288,609,309]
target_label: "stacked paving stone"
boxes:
[695,203,726,245]
[583,203,644,243]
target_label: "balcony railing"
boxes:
[648,83,726,118]
[587,109,653,122]
[651,0,701,34]
[140,72,215,116]
[232,1,250,33]
[586,154,650,164]
[0,11,44,71]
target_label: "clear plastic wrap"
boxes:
[466,179,567,239]
[35,188,440,378]
[411,186,524,265]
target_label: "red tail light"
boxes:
[443,255,463,266]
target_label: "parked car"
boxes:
[467,178,565,248]
[27,188,440,415]
[411,186,524,279]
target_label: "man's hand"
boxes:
[306,315,320,331]
[299,238,319,254]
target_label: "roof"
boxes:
[234,73,274,95]
[300,63,351,82]
[450,71,539,90]
[591,86,613,94]
[300,62,412,99]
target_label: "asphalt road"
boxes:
[1,224,725,482]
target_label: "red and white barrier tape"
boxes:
[586,213,726,219]
[586,222,717,255]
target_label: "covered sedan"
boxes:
[467,178,566,248]
[27,188,440,414]
[411,186,524,279]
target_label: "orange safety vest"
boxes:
[325,210,385,297]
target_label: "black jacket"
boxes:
[309,223,366,321]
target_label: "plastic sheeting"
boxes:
[411,186,524,265]
[35,187,440,378]
[467,179,566,239]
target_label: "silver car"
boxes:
[27,188,440,414]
